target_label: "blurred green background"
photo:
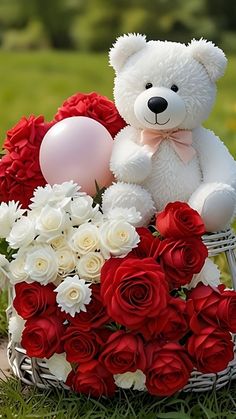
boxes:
[0,0,236,155]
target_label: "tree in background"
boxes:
[0,0,235,52]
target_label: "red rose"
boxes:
[54,92,126,137]
[187,326,234,373]
[67,360,116,398]
[13,282,57,320]
[217,288,236,333]
[99,331,146,374]
[63,326,101,363]
[160,297,189,341]
[101,256,169,330]
[0,115,52,208]
[145,342,193,396]
[68,284,110,331]
[158,238,208,288]
[21,315,65,358]
[156,202,205,238]
[188,284,236,334]
[131,227,161,259]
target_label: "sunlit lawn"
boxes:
[0,51,236,418]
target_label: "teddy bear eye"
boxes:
[171,84,179,92]
[145,82,153,89]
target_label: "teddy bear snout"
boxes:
[148,97,168,114]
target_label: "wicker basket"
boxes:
[6,229,236,393]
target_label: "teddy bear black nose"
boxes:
[148,97,168,114]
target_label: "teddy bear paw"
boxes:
[189,183,236,232]
[102,182,156,227]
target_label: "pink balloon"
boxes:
[39,116,114,196]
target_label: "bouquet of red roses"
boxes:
[0,91,236,399]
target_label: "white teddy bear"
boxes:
[102,34,236,232]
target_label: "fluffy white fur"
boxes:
[102,34,236,232]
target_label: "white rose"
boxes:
[100,219,140,259]
[7,216,35,249]
[55,274,92,317]
[0,201,24,238]
[30,181,81,210]
[9,251,30,285]
[114,370,146,391]
[56,247,77,276]
[46,353,72,382]
[36,205,69,238]
[0,254,9,289]
[188,258,221,289]
[8,312,25,343]
[70,195,100,226]
[25,245,58,285]
[69,224,100,255]
[47,234,68,250]
[76,252,104,283]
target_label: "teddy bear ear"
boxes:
[109,33,147,73]
[187,39,227,82]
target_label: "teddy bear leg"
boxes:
[189,182,236,232]
[102,182,156,227]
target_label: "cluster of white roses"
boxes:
[0,181,140,317]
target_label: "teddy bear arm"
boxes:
[110,132,152,183]
[194,128,236,186]
[189,128,236,231]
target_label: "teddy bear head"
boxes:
[109,34,227,131]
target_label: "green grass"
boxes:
[1,376,236,419]
[0,51,114,144]
[0,51,236,418]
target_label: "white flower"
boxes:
[55,275,92,317]
[114,370,146,391]
[7,216,35,249]
[69,224,100,255]
[9,251,30,285]
[188,258,221,289]
[35,205,69,238]
[100,219,140,259]
[25,245,58,285]
[76,252,104,283]
[0,201,24,238]
[107,207,142,225]
[56,247,77,276]
[47,234,68,250]
[8,312,25,343]
[46,353,72,382]
[0,254,9,289]
[30,181,81,210]
[70,195,100,226]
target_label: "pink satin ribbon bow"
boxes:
[140,129,196,164]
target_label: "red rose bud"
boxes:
[68,283,110,331]
[13,282,57,320]
[158,237,208,288]
[63,327,100,363]
[21,315,66,358]
[156,202,205,238]
[54,92,126,138]
[0,115,53,208]
[69,360,116,398]
[145,342,193,396]
[101,256,169,330]
[99,330,146,374]
[187,326,234,373]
